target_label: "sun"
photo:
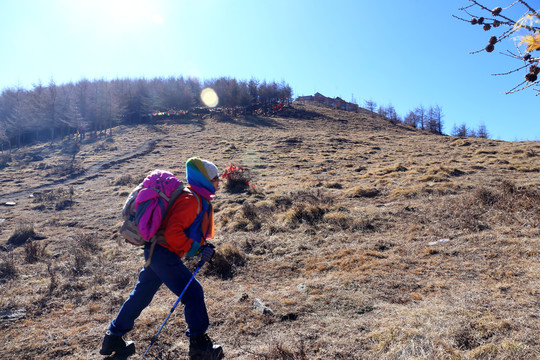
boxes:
[94,0,164,26]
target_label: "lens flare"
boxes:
[201,88,219,107]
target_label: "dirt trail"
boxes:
[0,120,205,203]
[0,138,161,203]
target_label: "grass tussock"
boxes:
[47,161,85,178]
[112,174,140,186]
[418,166,466,182]
[24,240,48,264]
[73,231,101,253]
[223,164,252,193]
[0,254,18,281]
[253,342,308,360]
[219,189,342,233]
[202,243,246,279]
[346,186,380,198]
[7,224,37,247]
[33,186,75,211]
[282,204,326,227]
[0,153,11,169]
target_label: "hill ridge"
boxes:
[0,103,538,359]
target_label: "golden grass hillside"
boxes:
[0,103,539,359]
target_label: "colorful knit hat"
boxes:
[186,157,218,200]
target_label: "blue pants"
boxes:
[108,244,209,338]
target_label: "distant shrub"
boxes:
[0,255,17,281]
[61,141,80,156]
[424,182,538,233]
[47,263,58,295]
[270,189,335,229]
[0,153,11,169]
[69,232,100,276]
[72,248,89,276]
[7,224,37,246]
[242,203,259,222]
[441,195,489,232]
[474,187,499,207]
[74,232,100,253]
[55,199,74,211]
[24,240,48,263]
[273,194,293,210]
[222,164,251,193]
[525,149,537,158]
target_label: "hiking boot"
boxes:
[99,330,136,357]
[188,333,224,359]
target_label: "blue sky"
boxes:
[0,0,538,141]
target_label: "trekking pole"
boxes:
[140,260,205,360]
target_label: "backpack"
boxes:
[119,170,201,265]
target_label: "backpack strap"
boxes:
[183,187,201,215]
[144,186,201,267]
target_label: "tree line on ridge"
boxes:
[0,77,292,151]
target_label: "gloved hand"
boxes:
[199,244,215,263]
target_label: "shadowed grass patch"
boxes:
[7,224,38,247]
[347,186,380,198]
[33,187,75,211]
[202,243,246,279]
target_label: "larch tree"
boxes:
[455,1,540,94]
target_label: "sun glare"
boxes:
[152,14,165,25]
[201,88,219,108]
[93,0,164,26]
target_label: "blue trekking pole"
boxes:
[140,260,205,360]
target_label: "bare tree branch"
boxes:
[456,0,540,94]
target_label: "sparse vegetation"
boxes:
[47,161,85,178]
[33,186,75,211]
[74,231,101,253]
[0,153,10,170]
[0,103,538,359]
[222,163,252,193]
[253,342,308,360]
[0,254,17,281]
[112,174,139,186]
[24,240,47,263]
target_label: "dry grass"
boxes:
[0,103,539,359]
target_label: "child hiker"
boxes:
[100,157,224,359]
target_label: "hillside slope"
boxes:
[0,103,539,359]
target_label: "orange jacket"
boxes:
[158,188,214,258]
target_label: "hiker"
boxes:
[100,157,224,359]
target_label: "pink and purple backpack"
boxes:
[119,170,200,247]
